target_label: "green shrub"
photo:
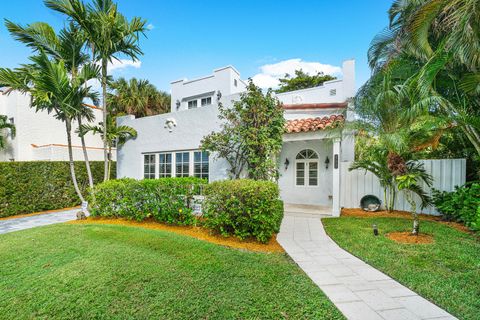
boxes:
[433,183,480,231]
[89,177,205,225]
[202,179,284,243]
[0,161,114,217]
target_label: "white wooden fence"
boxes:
[340,159,466,215]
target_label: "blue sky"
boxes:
[0,1,392,92]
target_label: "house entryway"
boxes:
[284,203,332,217]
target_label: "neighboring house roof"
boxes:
[83,103,101,110]
[285,115,344,133]
[31,143,115,150]
[283,102,348,110]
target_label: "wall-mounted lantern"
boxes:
[284,158,290,170]
[175,100,181,110]
[325,156,330,169]
[216,90,222,102]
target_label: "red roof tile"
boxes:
[283,102,348,110]
[285,115,345,133]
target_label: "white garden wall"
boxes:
[341,159,466,215]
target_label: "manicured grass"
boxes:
[323,216,480,320]
[0,224,344,320]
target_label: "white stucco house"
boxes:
[0,89,113,162]
[117,60,355,216]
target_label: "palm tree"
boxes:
[0,115,15,150]
[79,115,137,178]
[108,78,170,117]
[367,0,480,157]
[397,167,433,235]
[0,53,100,202]
[45,0,147,181]
[352,61,444,213]
[5,20,98,189]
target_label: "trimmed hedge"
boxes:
[0,161,115,218]
[203,179,284,243]
[433,183,480,231]
[88,177,205,225]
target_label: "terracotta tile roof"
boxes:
[283,102,348,110]
[285,115,345,133]
[83,103,102,110]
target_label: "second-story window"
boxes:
[188,100,198,109]
[201,97,212,107]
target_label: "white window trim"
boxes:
[142,150,210,180]
[187,99,198,109]
[295,159,320,187]
[193,151,209,179]
[158,152,172,178]
[201,96,212,107]
[143,153,157,179]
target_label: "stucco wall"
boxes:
[117,103,231,180]
[0,91,107,161]
[170,66,246,112]
[276,60,355,106]
[278,140,333,206]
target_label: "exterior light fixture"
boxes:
[176,100,181,110]
[325,156,330,169]
[216,90,222,101]
[373,224,379,236]
[284,158,290,170]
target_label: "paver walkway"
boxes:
[0,208,79,234]
[277,211,457,320]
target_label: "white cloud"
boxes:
[251,58,342,89]
[147,23,155,30]
[107,59,142,72]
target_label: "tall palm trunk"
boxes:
[78,116,94,189]
[107,145,112,179]
[66,118,85,203]
[101,58,109,181]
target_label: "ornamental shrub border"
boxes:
[203,179,284,243]
[88,177,204,225]
[0,161,114,218]
[433,182,480,231]
[89,178,284,243]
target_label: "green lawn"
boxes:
[0,224,344,320]
[323,216,480,320]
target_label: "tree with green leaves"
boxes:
[0,53,100,202]
[202,80,285,180]
[351,59,442,214]
[108,77,170,117]
[368,0,480,160]
[275,69,336,93]
[4,19,98,189]
[397,168,433,235]
[79,115,137,179]
[45,0,148,181]
[0,115,15,150]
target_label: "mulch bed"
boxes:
[68,217,284,253]
[386,231,434,244]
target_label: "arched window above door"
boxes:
[295,149,319,186]
[296,149,318,160]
